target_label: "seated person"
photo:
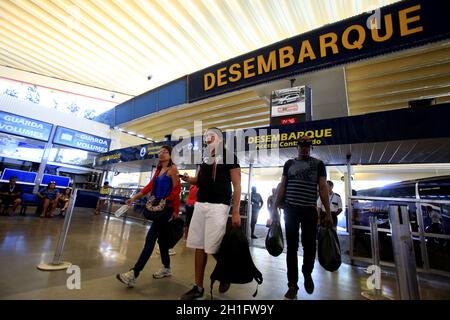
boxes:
[57,188,72,217]
[0,176,22,216]
[37,181,60,218]
[95,181,112,215]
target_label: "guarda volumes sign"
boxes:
[188,0,450,102]
[53,126,111,153]
[0,111,53,141]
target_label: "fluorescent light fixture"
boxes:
[117,128,124,132]
[137,134,145,138]
[127,131,136,135]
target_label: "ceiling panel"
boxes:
[0,0,400,96]
[346,41,450,115]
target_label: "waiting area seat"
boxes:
[19,193,41,215]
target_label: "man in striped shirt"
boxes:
[271,136,332,300]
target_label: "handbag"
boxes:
[167,217,185,248]
[144,195,167,221]
[318,226,342,272]
[145,195,166,212]
[265,217,284,257]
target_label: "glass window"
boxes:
[0,132,45,162]
[48,146,97,167]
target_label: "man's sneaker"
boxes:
[180,285,205,300]
[219,282,231,293]
[304,275,314,294]
[153,267,172,279]
[284,286,298,300]
[116,270,136,288]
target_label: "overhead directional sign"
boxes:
[53,126,111,153]
[0,111,53,141]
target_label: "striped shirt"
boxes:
[283,157,326,207]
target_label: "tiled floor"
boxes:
[0,209,449,300]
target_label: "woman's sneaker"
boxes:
[116,270,136,287]
[153,267,172,279]
[180,285,205,300]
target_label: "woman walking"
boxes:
[116,145,180,287]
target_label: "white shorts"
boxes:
[186,202,230,254]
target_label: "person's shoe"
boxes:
[180,285,205,300]
[169,249,176,256]
[153,267,172,279]
[116,270,136,288]
[219,282,231,293]
[251,234,258,239]
[304,275,314,294]
[284,286,298,300]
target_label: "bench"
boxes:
[19,193,41,215]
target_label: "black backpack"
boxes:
[210,227,263,298]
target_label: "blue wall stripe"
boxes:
[114,77,187,126]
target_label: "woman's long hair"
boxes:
[156,145,174,171]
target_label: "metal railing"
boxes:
[350,196,450,278]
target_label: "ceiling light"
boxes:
[127,131,136,135]
[137,134,145,138]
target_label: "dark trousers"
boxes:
[133,206,172,277]
[185,205,194,226]
[284,204,318,288]
[251,208,260,235]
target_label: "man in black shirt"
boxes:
[180,128,241,300]
[0,176,22,216]
[270,137,332,300]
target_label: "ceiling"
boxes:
[346,40,450,115]
[3,0,450,145]
[0,0,399,97]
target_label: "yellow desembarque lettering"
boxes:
[203,5,422,91]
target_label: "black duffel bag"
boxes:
[167,217,184,249]
[318,227,342,272]
[265,218,284,257]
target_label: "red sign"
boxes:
[280,117,297,125]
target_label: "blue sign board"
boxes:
[1,168,37,184]
[53,126,111,153]
[0,111,53,141]
[41,174,70,188]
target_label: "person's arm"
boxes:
[317,196,323,211]
[126,173,157,205]
[273,176,286,217]
[259,194,264,209]
[181,173,198,185]
[318,177,333,227]
[62,201,70,211]
[126,191,146,205]
[336,195,343,216]
[230,168,241,227]
[169,165,181,190]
